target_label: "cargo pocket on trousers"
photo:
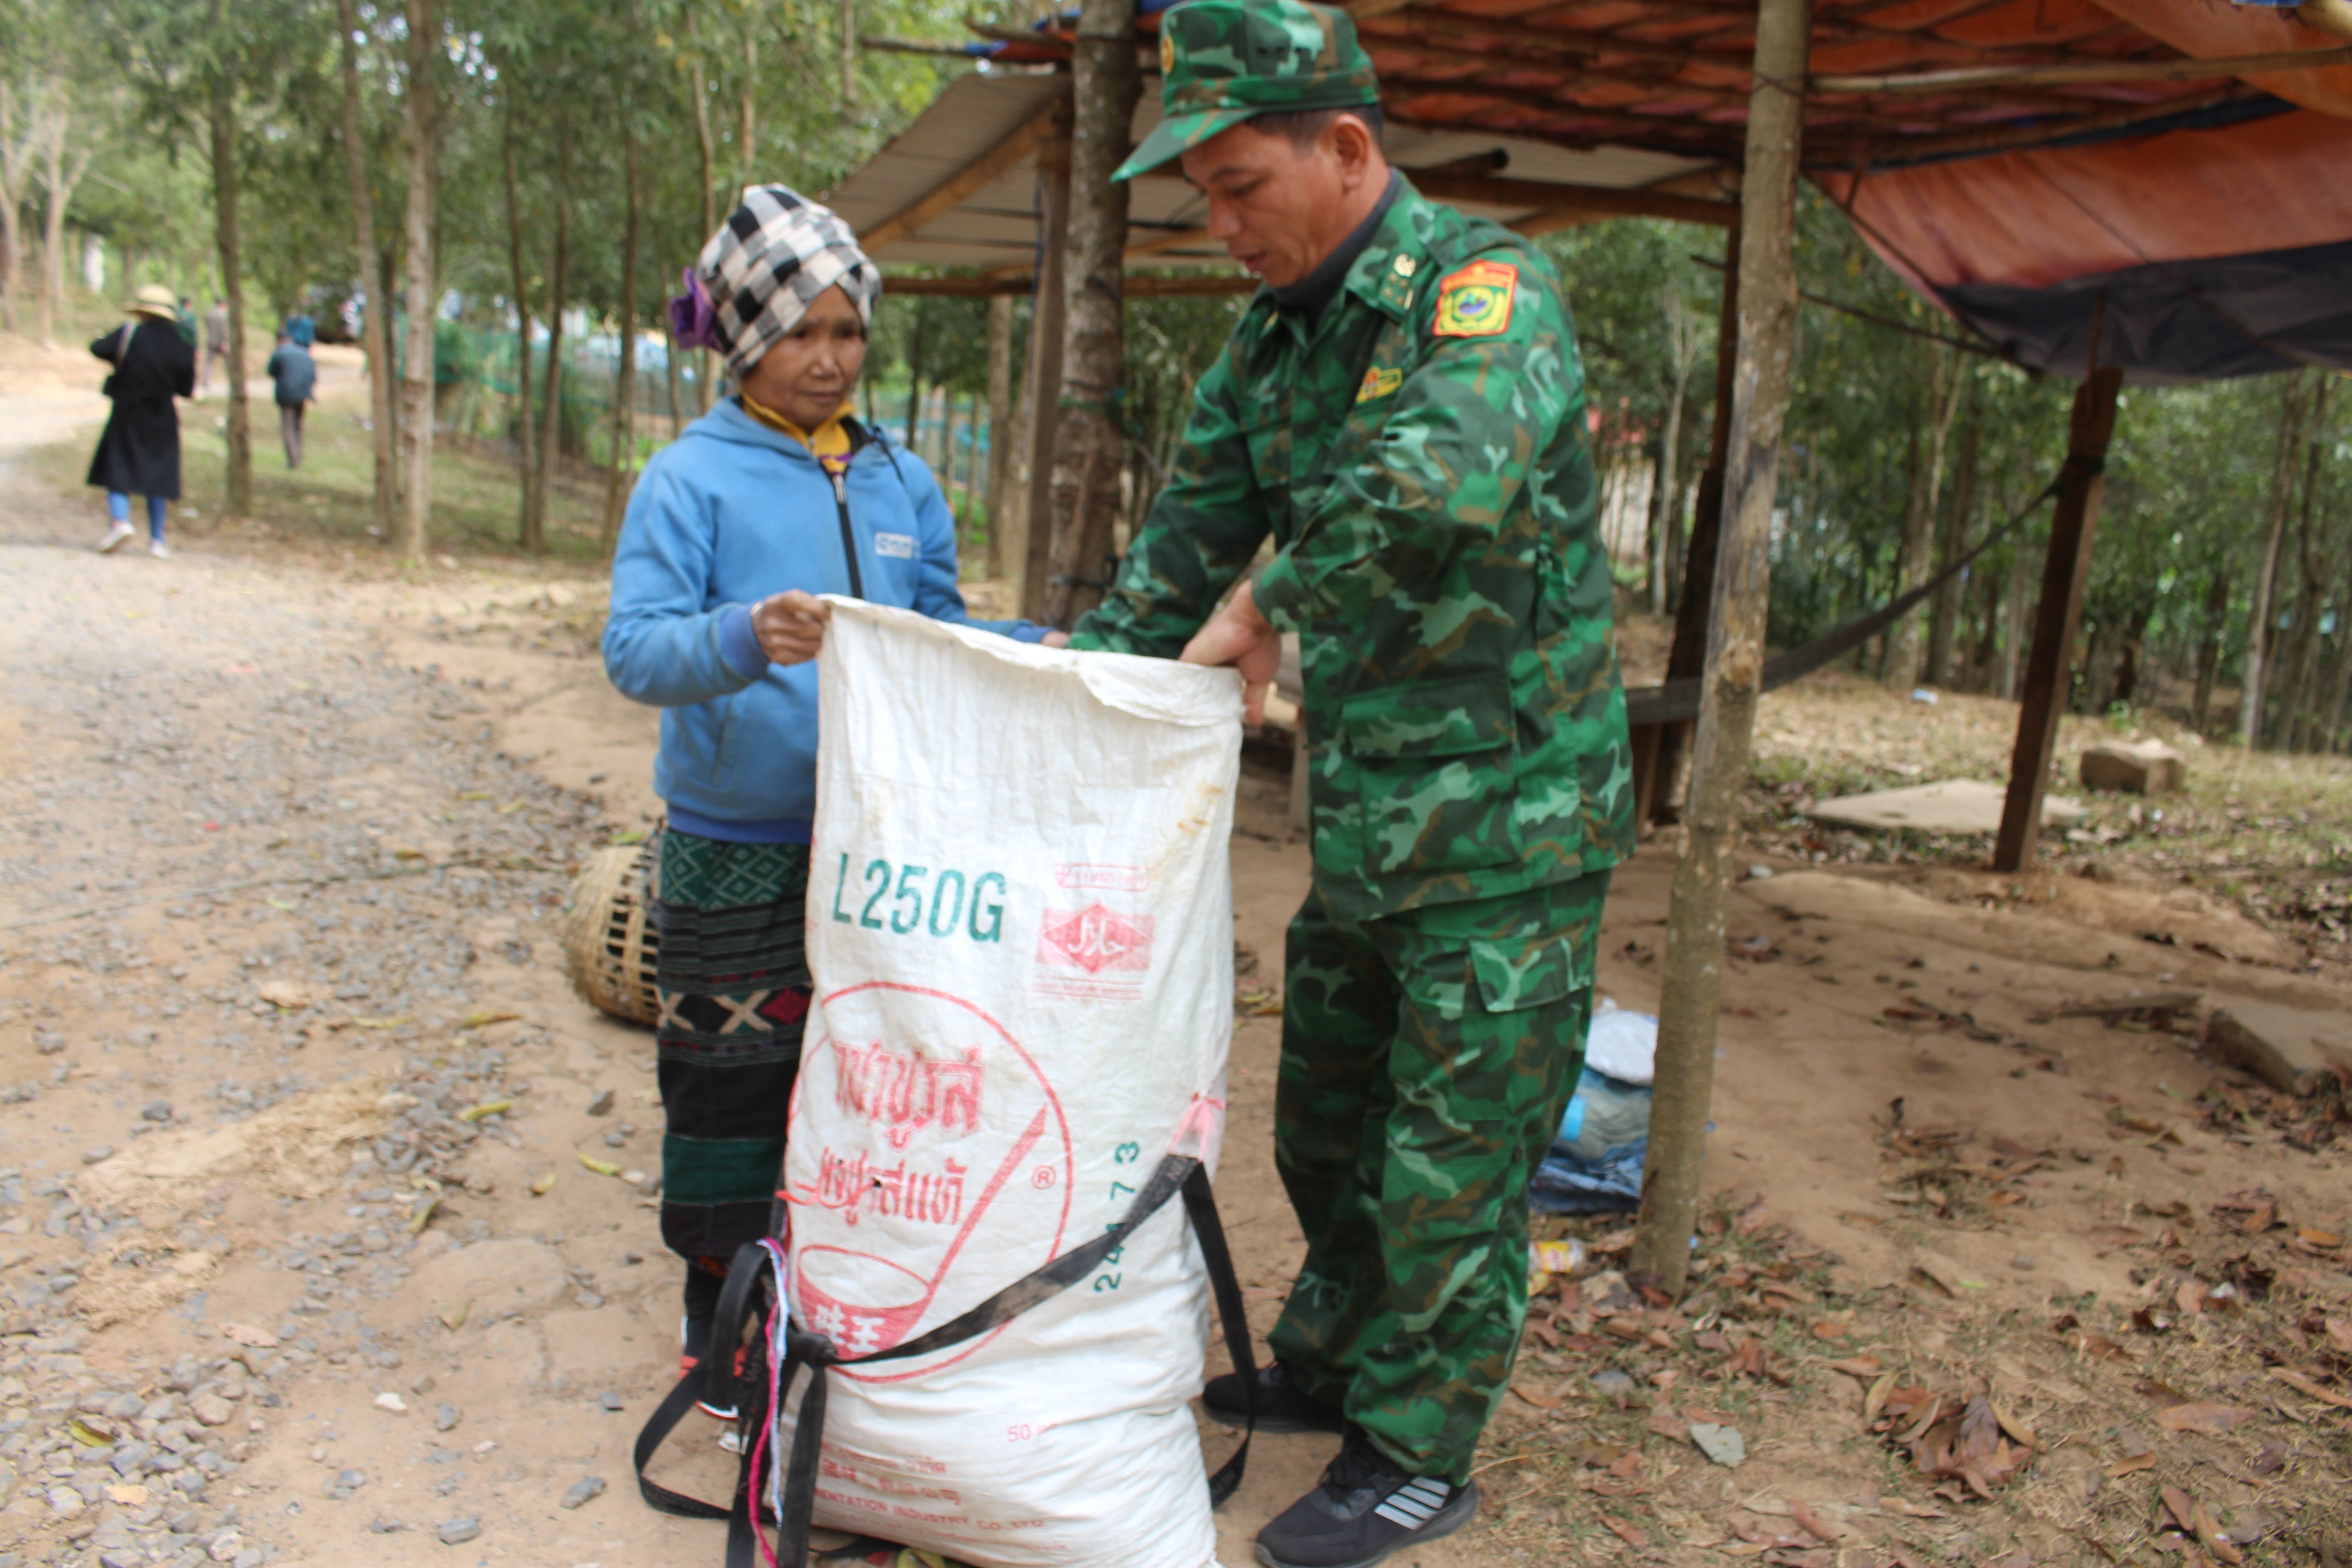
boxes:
[1468,925,1592,1014]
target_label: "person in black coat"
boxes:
[89,283,197,559]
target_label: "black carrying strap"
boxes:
[633,1155,1258,1566]
[632,1241,783,1568]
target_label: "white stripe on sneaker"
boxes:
[1374,1479,1451,1527]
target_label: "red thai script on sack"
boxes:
[809,1147,968,1229]
[1035,905,1155,975]
[1054,862,1147,892]
[817,1457,961,1504]
[832,1039,983,1148]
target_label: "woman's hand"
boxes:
[1179,580,1280,724]
[752,590,832,666]
[1041,631,1071,649]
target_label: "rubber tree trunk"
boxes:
[602,124,642,558]
[1882,346,1964,690]
[2241,372,2310,746]
[1629,0,1812,1298]
[206,53,254,519]
[839,0,858,107]
[529,187,570,553]
[2279,385,2331,750]
[1924,410,1979,687]
[501,109,537,543]
[394,0,439,558]
[983,293,1015,577]
[689,35,717,413]
[2191,564,2229,732]
[1017,111,1074,621]
[1035,0,1139,629]
[334,0,397,538]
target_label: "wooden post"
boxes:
[1629,0,1811,1297]
[1991,365,2123,872]
[1639,224,1739,825]
[1017,106,1073,622]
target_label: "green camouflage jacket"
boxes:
[1068,180,1634,923]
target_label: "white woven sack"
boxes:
[776,599,1241,1567]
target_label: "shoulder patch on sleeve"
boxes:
[1432,259,1518,338]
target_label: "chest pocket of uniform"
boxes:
[1320,671,1524,880]
[1239,406,1294,538]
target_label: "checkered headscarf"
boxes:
[692,185,882,376]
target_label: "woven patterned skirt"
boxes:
[650,830,811,1264]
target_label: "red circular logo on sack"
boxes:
[786,982,1073,1380]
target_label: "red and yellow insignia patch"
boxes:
[1432,259,1517,338]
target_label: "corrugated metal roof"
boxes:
[820,68,1715,273]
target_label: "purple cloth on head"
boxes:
[669,267,717,350]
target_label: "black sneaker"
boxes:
[1254,1430,1477,1568]
[1203,1361,1346,1435]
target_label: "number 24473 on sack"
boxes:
[778,600,1244,1567]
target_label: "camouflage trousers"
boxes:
[651,830,812,1266]
[1267,868,1610,1482]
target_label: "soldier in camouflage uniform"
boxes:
[1064,2,1633,1563]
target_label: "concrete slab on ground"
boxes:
[1805,777,2085,835]
[2206,1003,2352,1095]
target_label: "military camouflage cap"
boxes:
[1113,0,1380,181]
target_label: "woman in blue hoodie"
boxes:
[603,186,1055,1406]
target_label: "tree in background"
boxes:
[333,0,398,534]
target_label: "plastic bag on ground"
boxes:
[774,600,1241,1568]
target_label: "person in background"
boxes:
[601,184,1067,1418]
[89,283,196,560]
[1065,3,1632,1563]
[266,328,317,470]
[200,297,228,395]
[284,309,316,348]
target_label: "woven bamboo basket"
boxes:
[563,839,662,1026]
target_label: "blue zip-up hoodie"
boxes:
[603,399,1044,842]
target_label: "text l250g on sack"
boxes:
[778,599,1242,1567]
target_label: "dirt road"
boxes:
[3,416,2347,1568]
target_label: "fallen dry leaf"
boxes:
[1599,1516,1649,1549]
[2155,1403,2256,1435]
[2191,1498,2245,1566]
[1510,1381,1561,1411]
[1989,1398,2038,1450]
[1787,1499,1843,1543]
[2268,1366,2352,1411]
[220,1322,279,1349]
[1885,1496,1946,1519]
[2106,1452,2158,1478]
[1825,1356,1883,1379]
[256,979,311,1009]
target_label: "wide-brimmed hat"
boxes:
[126,284,179,320]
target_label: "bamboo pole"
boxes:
[1628,0,1812,1298]
[1815,42,2352,94]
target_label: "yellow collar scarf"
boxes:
[740,392,856,474]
